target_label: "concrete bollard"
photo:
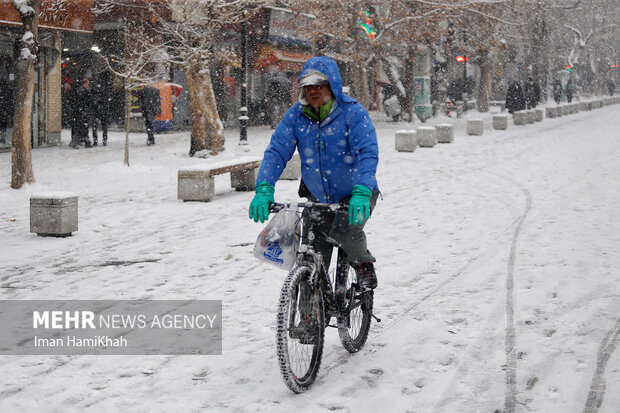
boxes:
[417,126,438,147]
[395,130,417,152]
[513,111,527,125]
[562,105,571,116]
[435,124,454,143]
[279,153,301,180]
[526,110,536,123]
[30,193,78,237]
[493,114,509,130]
[546,107,556,118]
[535,108,544,122]
[466,118,484,136]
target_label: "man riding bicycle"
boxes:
[249,56,380,291]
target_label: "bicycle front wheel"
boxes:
[276,266,325,393]
[337,262,373,353]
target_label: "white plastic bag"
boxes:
[253,206,299,270]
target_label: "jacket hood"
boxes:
[298,56,345,103]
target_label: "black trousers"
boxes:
[143,114,155,142]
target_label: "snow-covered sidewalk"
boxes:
[0,102,619,412]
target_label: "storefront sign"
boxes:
[0,0,93,33]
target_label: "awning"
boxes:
[254,46,314,72]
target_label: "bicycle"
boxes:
[270,201,380,393]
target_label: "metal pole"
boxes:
[239,11,248,144]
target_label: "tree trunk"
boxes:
[10,0,39,189]
[186,59,224,157]
[477,52,491,112]
[351,59,371,110]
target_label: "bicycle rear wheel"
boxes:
[336,257,373,353]
[276,266,325,393]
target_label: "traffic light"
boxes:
[456,56,469,63]
[566,64,572,71]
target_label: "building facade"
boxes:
[0,0,93,151]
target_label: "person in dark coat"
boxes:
[91,70,111,146]
[552,79,563,104]
[266,73,292,129]
[70,77,93,148]
[525,77,541,109]
[447,78,463,104]
[505,79,525,114]
[138,85,161,145]
[565,79,574,103]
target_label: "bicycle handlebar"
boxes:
[269,201,347,213]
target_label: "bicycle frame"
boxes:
[272,202,348,318]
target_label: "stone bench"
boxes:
[395,130,417,152]
[279,153,301,180]
[436,124,454,143]
[417,126,438,147]
[493,114,509,130]
[178,158,261,202]
[30,193,78,237]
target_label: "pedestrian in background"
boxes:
[553,79,563,104]
[505,78,525,114]
[91,69,111,147]
[566,79,574,103]
[266,73,292,129]
[70,77,93,148]
[525,77,541,109]
[138,85,161,145]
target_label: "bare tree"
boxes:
[133,0,269,156]
[10,0,39,189]
[92,2,163,166]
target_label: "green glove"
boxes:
[249,182,274,223]
[348,184,372,225]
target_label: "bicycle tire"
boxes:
[276,265,325,393]
[336,260,373,353]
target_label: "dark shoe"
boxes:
[92,141,98,147]
[146,139,155,145]
[355,262,378,290]
[103,139,107,147]
[290,315,316,345]
[69,143,80,149]
[84,141,92,148]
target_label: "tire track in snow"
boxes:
[583,318,620,413]
[322,171,529,382]
[497,174,532,413]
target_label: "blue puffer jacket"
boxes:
[256,56,379,203]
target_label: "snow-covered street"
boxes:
[1,102,619,412]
